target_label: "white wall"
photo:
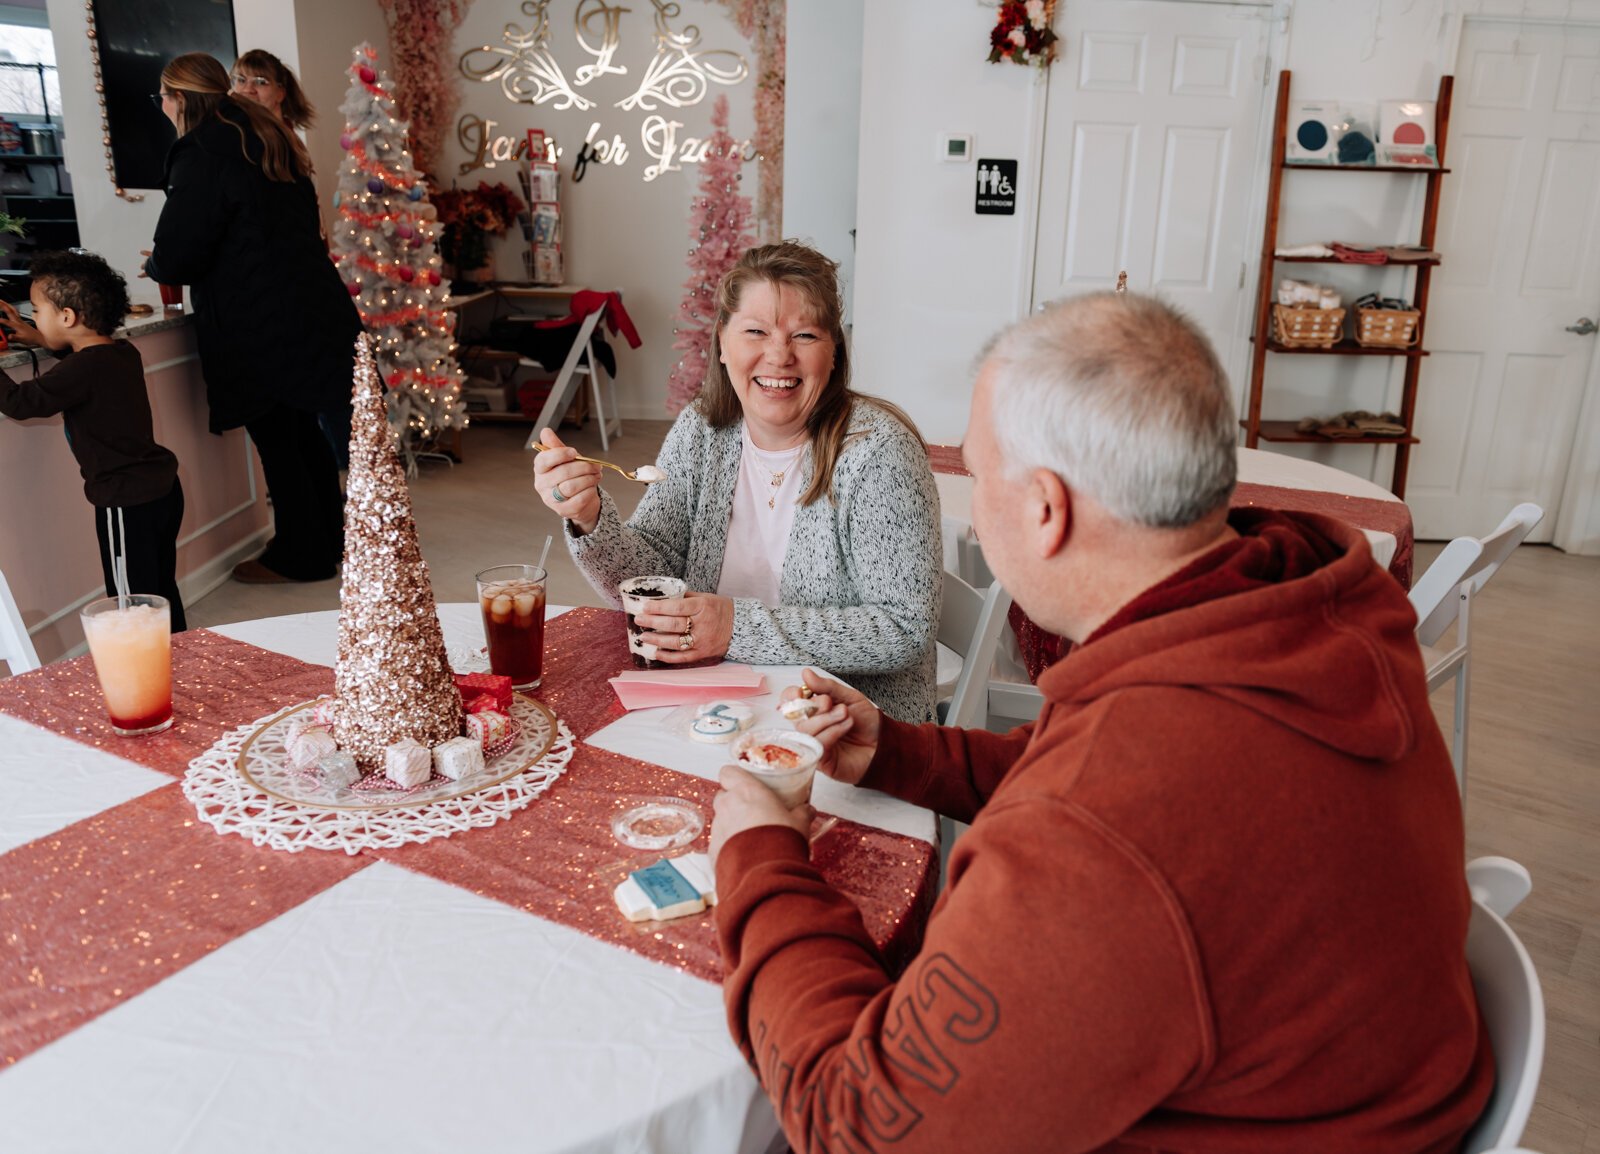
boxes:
[783,0,863,323]
[851,0,1469,450]
[851,1,1044,444]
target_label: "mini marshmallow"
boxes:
[314,751,361,789]
[384,738,432,787]
[696,700,754,730]
[432,735,485,781]
[287,727,338,770]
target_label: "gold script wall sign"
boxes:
[455,2,754,183]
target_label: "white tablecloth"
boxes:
[0,604,934,1153]
[935,447,1401,579]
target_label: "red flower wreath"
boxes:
[988,0,1060,68]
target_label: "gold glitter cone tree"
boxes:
[334,336,464,770]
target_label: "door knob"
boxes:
[1568,317,1598,335]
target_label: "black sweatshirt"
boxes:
[0,340,179,506]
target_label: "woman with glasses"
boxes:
[230,50,316,132]
[144,53,361,585]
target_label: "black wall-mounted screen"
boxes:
[92,0,237,191]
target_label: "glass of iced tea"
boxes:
[158,283,184,311]
[476,564,548,689]
[80,594,174,736]
[618,575,686,669]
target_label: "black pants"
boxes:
[245,404,344,581]
[94,479,187,632]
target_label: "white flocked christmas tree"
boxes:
[331,43,464,457]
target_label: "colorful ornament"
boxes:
[359,65,377,84]
[408,184,425,202]
[367,178,385,195]
[347,281,362,296]
[398,266,415,282]
[339,133,353,150]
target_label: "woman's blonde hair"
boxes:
[161,53,311,183]
[233,49,316,131]
[698,241,922,505]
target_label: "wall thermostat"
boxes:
[939,133,974,163]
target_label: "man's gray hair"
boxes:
[982,292,1237,528]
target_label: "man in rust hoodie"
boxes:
[709,292,1494,1153]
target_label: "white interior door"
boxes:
[1408,21,1600,543]
[1031,0,1271,381]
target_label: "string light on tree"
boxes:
[665,95,754,415]
[330,42,464,460]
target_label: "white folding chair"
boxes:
[932,570,1012,887]
[1408,503,1543,793]
[520,304,623,453]
[935,569,1012,730]
[1461,856,1545,1154]
[0,566,41,675]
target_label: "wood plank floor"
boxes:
[186,425,1598,1150]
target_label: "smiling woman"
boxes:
[532,241,944,724]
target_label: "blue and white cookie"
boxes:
[690,712,739,743]
[614,853,717,922]
[696,700,755,730]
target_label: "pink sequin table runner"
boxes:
[0,611,936,1065]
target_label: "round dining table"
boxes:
[0,603,936,1153]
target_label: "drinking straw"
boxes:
[536,533,553,575]
[105,508,130,607]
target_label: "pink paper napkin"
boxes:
[607,664,768,710]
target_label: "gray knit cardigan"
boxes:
[567,400,942,722]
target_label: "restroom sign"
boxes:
[975,158,1018,215]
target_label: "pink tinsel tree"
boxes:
[665,95,755,416]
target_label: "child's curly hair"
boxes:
[29,250,131,337]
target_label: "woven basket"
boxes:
[1273,300,1350,347]
[1356,306,1421,348]
[1273,303,1346,349]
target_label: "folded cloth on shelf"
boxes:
[1274,243,1335,258]
[1296,410,1408,439]
[1330,242,1388,264]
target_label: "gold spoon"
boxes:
[532,442,663,484]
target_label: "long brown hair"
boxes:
[699,241,922,505]
[233,49,316,131]
[161,53,311,182]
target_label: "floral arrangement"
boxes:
[989,0,1059,68]
[433,181,526,272]
[377,0,474,178]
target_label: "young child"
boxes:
[0,250,187,630]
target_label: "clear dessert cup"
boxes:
[729,728,823,809]
[618,575,687,669]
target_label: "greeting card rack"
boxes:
[1243,69,1454,499]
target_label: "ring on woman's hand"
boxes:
[550,482,567,503]
[680,632,693,651]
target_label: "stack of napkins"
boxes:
[608,664,766,710]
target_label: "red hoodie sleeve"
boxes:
[715,796,1212,1153]
[859,715,1036,824]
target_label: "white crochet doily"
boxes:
[182,694,575,855]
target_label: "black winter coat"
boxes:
[145,103,363,433]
